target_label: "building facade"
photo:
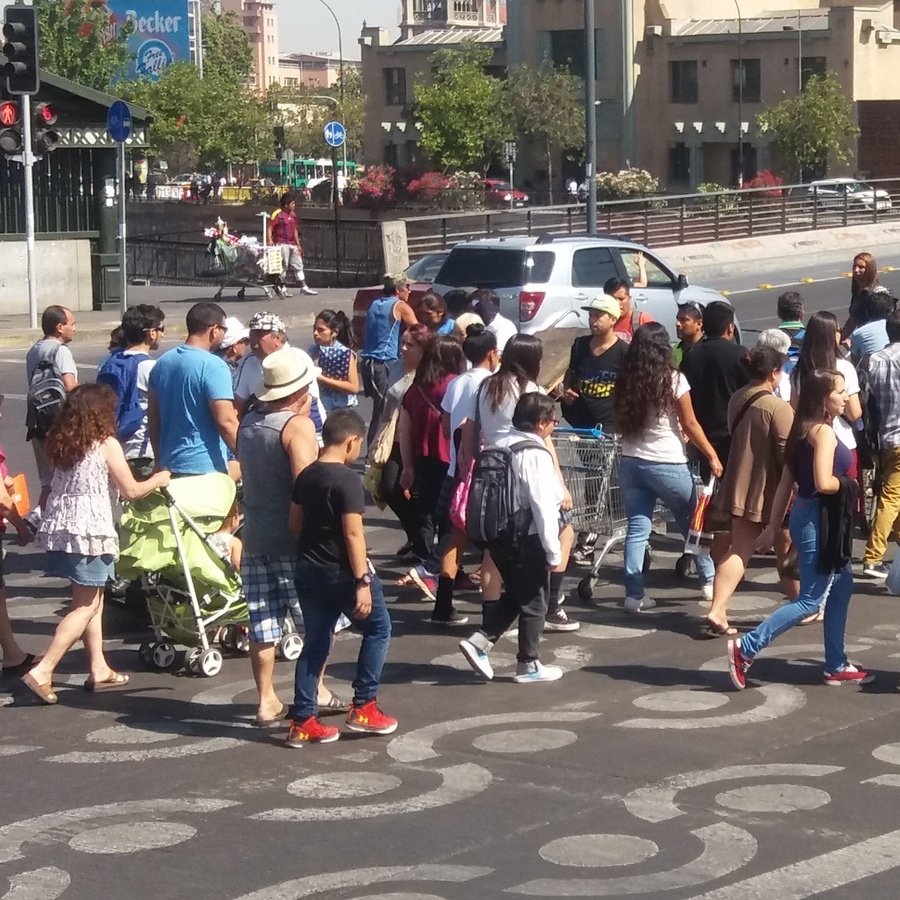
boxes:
[277,53,361,89]
[359,0,507,169]
[218,0,279,91]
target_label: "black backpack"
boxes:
[466,440,550,551]
[26,344,68,440]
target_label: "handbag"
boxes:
[364,462,386,508]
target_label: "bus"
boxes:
[258,157,357,191]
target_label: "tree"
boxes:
[507,63,584,204]
[36,0,132,93]
[414,43,508,172]
[756,73,860,181]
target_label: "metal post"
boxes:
[585,0,598,235]
[509,158,514,210]
[118,141,128,314]
[21,95,37,330]
[621,0,635,167]
[195,0,204,78]
[797,11,802,93]
[331,144,341,283]
[733,0,744,188]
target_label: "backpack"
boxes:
[466,440,550,551]
[854,352,880,470]
[26,344,68,440]
[97,349,150,441]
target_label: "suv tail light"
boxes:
[519,290,545,322]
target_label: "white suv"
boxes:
[432,235,733,341]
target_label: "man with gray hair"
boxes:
[756,329,792,400]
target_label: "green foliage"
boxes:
[35,0,132,93]
[414,43,508,172]
[694,182,738,213]
[118,12,271,169]
[756,73,859,179]
[506,63,583,204]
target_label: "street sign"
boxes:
[323,120,345,148]
[503,140,518,163]
[107,100,132,143]
[284,148,295,162]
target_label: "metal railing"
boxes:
[403,178,900,255]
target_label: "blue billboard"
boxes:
[107,1,192,81]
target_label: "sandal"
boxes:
[21,672,58,705]
[394,573,416,587]
[700,619,738,638]
[255,703,288,727]
[319,690,350,714]
[799,609,825,626]
[84,671,130,691]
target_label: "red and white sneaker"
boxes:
[346,699,398,735]
[824,664,874,686]
[285,716,340,747]
[727,638,752,690]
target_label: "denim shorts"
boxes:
[46,551,115,587]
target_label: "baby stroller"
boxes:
[118,473,302,677]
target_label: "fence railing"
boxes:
[403,178,900,256]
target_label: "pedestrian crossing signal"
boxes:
[0,99,22,154]
[32,102,59,154]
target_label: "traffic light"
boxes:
[2,6,39,96]
[32,101,58,154]
[0,99,21,154]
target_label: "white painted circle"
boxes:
[578,624,656,640]
[715,783,831,813]
[472,728,577,754]
[632,690,729,712]
[540,833,659,868]
[873,742,900,766]
[69,822,197,854]
[286,772,401,799]
[86,725,174,745]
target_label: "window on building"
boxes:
[384,143,398,167]
[538,29,606,80]
[732,58,761,103]
[801,56,826,88]
[668,142,691,185]
[383,67,407,106]
[670,61,698,103]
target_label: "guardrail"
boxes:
[403,178,900,255]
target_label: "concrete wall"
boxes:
[0,240,94,316]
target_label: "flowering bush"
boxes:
[352,165,397,208]
[406,170,483,209]
[745,169,784,198]
[406,171,453,202]
[595,168,661,201]
[694,182,739,213]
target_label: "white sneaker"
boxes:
[624,596,656,614]
[513,660,564,683]
[301,286,318,295]
[459,633,494,680]
[701,583,714,602]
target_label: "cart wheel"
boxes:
[675,553,695,580]
[219,625,239,653]
[278,633,303,661]
[237,287,246,299]
[234,627,250,654]
[577,577,595,602]
[643,547,652,575]
[200,648,223,677]
[151,642,177,671]
[185,646,203,674]
[138,642,153,667]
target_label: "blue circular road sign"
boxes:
[107,100,132,143]
[323,120,346,148]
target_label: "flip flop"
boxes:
[21,672,58,705]
[700,620,738,638]
[318,691,350,714]
[84,671,130,691]
[799,610,825,626]
[255,703,288,727]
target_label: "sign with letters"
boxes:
[107,0,191,81]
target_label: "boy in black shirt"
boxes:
[287,409,395,746]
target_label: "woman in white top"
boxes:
[613,323,723,613]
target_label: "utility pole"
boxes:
[584,0,598,234]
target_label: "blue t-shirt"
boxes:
[850,320,889,358]
[148,344,234,475]
[435,318,456,336]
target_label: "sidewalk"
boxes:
[0,284,354,347]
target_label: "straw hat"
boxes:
[256,347,320,402]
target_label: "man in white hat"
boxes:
[214,316,250,388]
[237,347,344,725]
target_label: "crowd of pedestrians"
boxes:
[3,247,897,744]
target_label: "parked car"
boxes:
[351,251,450,348]
[807,178,893,212]
[484,179,530,208]
[431,235,736,342]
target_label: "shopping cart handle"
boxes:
[554,426,605,439]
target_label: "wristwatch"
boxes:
[355,573,373,588]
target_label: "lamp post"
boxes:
[733,0,744,188]
[584,0,598,234]
[314,0,345,109]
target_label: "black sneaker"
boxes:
[543,609,580,632]
[428,612,469,627]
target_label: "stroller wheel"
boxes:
[185,647,203,674]
[200,648,223,677]
[278,632,303,661]
[577,576,595,602]
[675,553,696,580]
[151,642,177,671]
[234,627,250,654]
[138,642,153,667]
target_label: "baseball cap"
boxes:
[248,311,286,333]
[219,316,250,350]
[581,296,622,318]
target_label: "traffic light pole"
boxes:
[21,94,37,330]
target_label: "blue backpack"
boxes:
[97,350,150,441]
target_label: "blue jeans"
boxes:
[619,456,714,599]
[292,560,392,720]
[740,497,852,673]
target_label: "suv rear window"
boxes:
[436,248,554,289]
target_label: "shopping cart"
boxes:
[201,214,282,300]
[553,428,699,601]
